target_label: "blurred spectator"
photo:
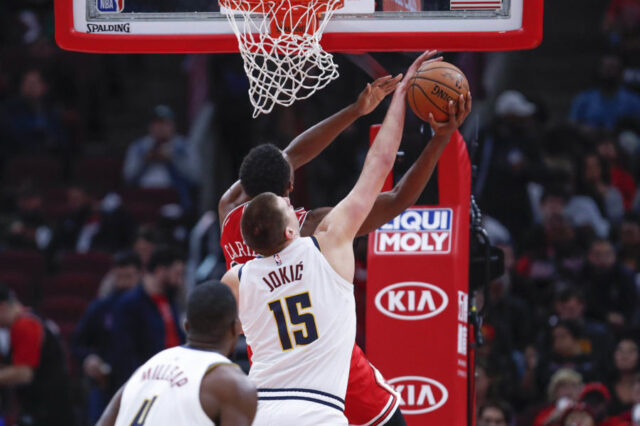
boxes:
[579,239,637,327]
[52,184,96,252]
[2,185,51,250]
[596,134,636,211]
[578,382,612,423]
[477,400,513,426]
[0,284,75,426]
[0,68,67,155]
[71,251,142,424]
[560,403,596,426]
[603,0,640,92]
[91,193,137,253]
[548,287,612,367]
[111,246,185,388]
[533,369,584,426]
[601,374,640,425]
[518,188,584,286]
[133,225,159,272]
[122,105,199,209]
[478,90,547,244]
[576,152,625,224]
[618,213,640,275]
[569,55,640,130]
[536,321,598,389]
[607,338,640,415]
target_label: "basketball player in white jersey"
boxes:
[220,51,434,426]
[96,281,257,426]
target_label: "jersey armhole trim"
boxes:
[310,236,321,252]
[204,361,239,375]
[238,265,245,280]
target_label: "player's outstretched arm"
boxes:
[357,92,472,235]
[218,76,401,224]
[200,364,258,426]
[96,386,124,426]
[314,51,437,281]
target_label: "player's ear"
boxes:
[284,226,296,241]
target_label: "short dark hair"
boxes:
[186,281,237,341]
[554,319,582,340]
[136,225,159,244]
[114,250,142,270]
[478,400,512,424]
[555,286,585,304]
[239,144,291,198]
[147,246,182,272]
[241,192,286,253]
[0,284,16,303]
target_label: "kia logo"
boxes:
[374,282,448,320]
[388,376,448,415]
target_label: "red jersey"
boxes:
[220,203,310,269]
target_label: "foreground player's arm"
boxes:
[96,386,124,426]
[356,94,472,234]
[220,265,241,304]
[314,51,436,281]
[200,364,257,426]
[218,76,402,224]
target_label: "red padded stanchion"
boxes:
[366,130,471,425]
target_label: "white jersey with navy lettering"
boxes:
[239,236,356,420]
[114,346,233,426]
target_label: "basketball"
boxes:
[407,61,469,123]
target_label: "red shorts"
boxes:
[345,344,399,426]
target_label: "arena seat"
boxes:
[4,157,62,186]
[60,251,113,277]
[75,157,124,191]
[0,271,35,306]
[44,272,102,300]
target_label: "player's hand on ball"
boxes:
[398,50,442,92]
[427,91,472,137]
[355,74,403,116]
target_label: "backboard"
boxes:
[55,0,543,53]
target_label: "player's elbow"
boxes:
[14,366,34,385]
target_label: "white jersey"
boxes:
[115,346,233,426]
[239,236,356,417]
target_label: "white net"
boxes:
[220,0,343,117]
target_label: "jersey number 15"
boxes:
[268,292,318,351]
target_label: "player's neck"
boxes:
[258,237,296,257]
[185,338,227,354]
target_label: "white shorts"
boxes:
[253,399,348,426]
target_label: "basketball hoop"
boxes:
[220,0,344,117]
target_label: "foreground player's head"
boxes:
[240,144,293,198]
[185,281,239,356]
[241,192,299,256]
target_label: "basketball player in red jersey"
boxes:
[219,51,471,426]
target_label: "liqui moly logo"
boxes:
[97,0,124,13]
[374,282,448,320]
[388,376,448,415]
[374,208,452,254]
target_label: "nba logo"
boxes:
[97,0,124,13]
[274,254,282,266]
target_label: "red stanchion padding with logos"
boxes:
[366,129,471,426]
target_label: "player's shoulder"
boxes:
[202,363,256,402]
[221,202,248,230]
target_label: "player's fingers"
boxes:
[456,94,465,121]
[373,75,393,86]
[466,91,473,113]
[421,56,444,68]
[427,112,438,128]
